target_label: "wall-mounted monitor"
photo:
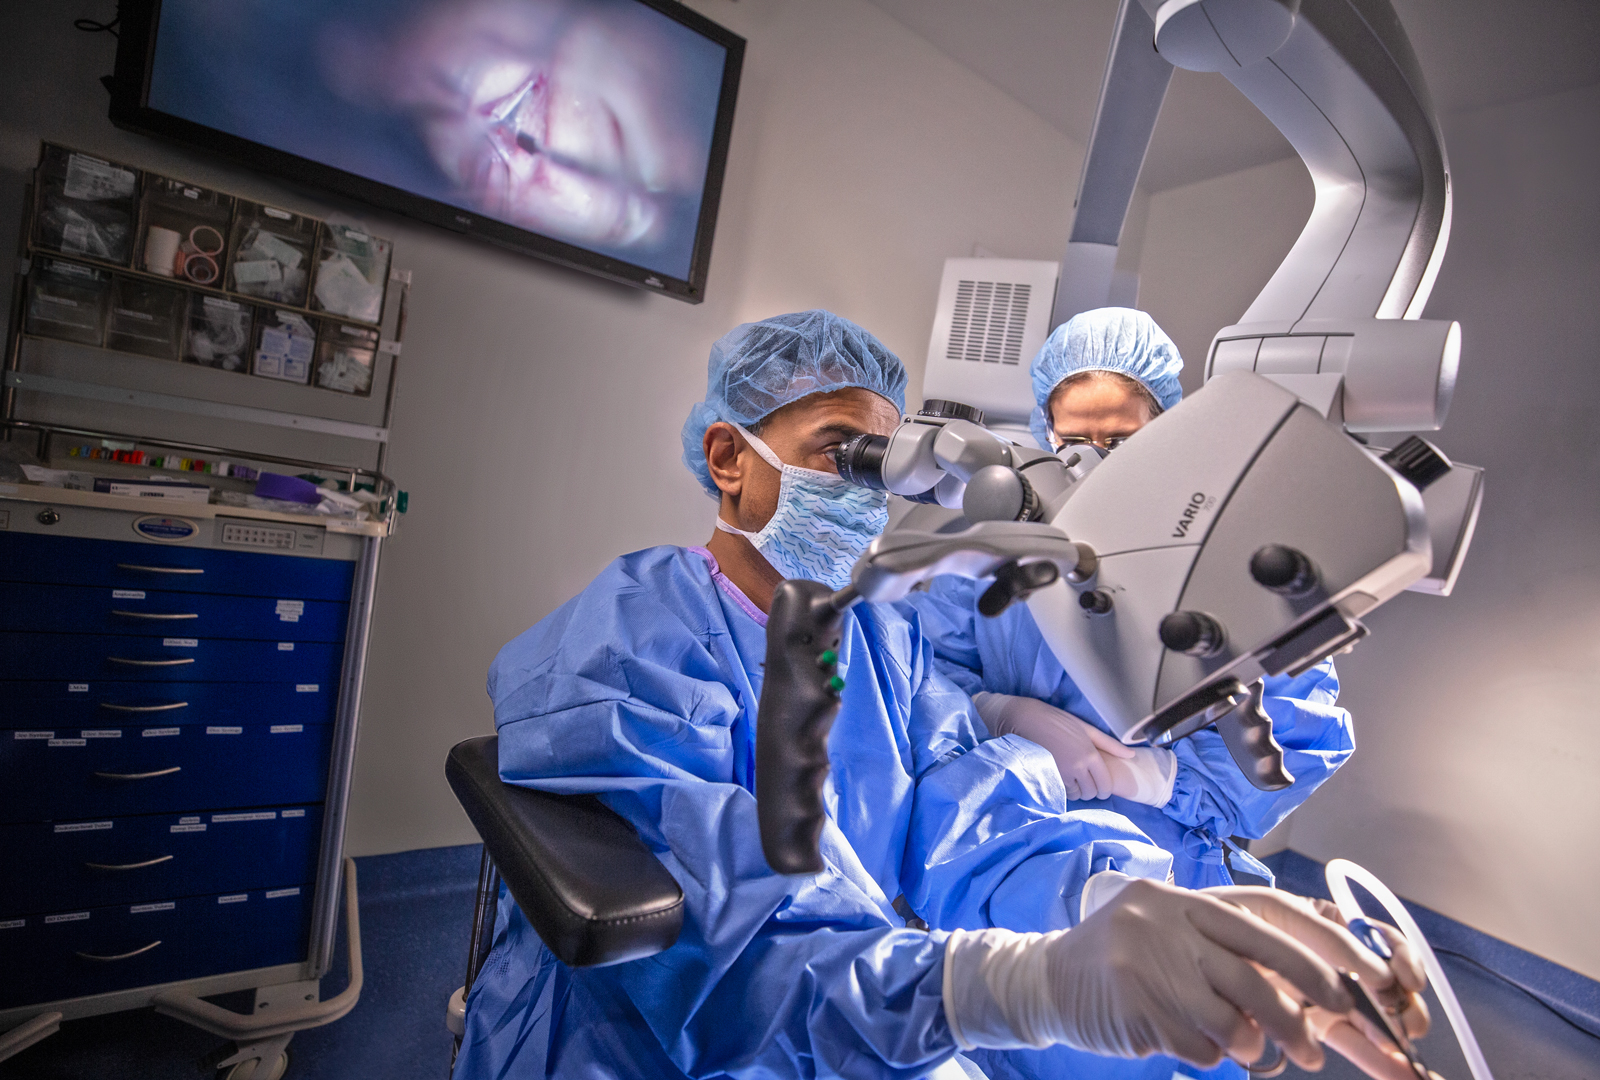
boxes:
[110,0,744,303]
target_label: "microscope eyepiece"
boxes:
[835,433,891,489]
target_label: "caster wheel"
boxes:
[218,1048,289,1080]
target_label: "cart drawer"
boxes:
[0,532,355,600]
[0,723,333,823]
[0,885,313,1009]
[0,805,322,916]
[0,582,349,642]
[1,632,343,684]
[0,681,338,728]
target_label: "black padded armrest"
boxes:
[445,736,684,968]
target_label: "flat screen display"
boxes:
[112,0,743,301]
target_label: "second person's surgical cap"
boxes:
[682,310,908,497]
[1028,307,1184,450]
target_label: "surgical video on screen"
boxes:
[147,0,727,280]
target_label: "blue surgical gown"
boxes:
[454,546,1188,1080]
[898,577,1355,892]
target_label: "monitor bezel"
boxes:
[107,0,745,304]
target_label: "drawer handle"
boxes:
[76,940,162,962]
[107,656,196,667]
[117,564,204,575]
[100,701,189,713]
[93,766,182,781]
[111,610,199,621]
[85,855,175,871]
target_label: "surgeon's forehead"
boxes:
[768,387,900,436]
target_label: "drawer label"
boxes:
[48,738,87,747]
[14,731,53,740]
[45,911,91,924]
[68,683,89,693]
[163,638,199,648]
[296,684,319,693]
[0,919,24,930]
[275,600,305,623]
[81,729,122,739]
[206,726,243,735]
[143,727,181,737]
[54,821,113,833]
[133,515,199,542]
[218,894,248,904]
[170,823,207,833]
[278,642,295,651]
[112,589,146,600]
[270,724,304,734]
[180,816,200,824]
[131,902,176,914]
[213,811,276,823]
[281,809,306,818]
[265,887,301,899]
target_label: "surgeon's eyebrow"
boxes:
[810,422,868,443]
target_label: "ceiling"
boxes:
[864,0,1600,193]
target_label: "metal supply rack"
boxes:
[0,142,410,1078]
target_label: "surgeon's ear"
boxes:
[705,422,745,497]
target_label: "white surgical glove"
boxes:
[1106,745,1178,806]
[973,692,1135,801]
[942,876,1393,1072]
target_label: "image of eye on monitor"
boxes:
[109,0,745,302]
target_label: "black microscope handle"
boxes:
[756,579,847,874]
[1214,681,1295,792]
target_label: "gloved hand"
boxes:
[943,876,1400,1071]
[973,693,1135,801]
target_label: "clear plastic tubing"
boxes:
[1324,858,1495,1080]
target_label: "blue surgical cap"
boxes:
[682,310,908,498]
[1028,307,1184,449]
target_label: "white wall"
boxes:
[0,1,1083,855]
[1134,84,1600,980]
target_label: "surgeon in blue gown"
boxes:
[899,308,1355,897]
[454,312,1415,1080]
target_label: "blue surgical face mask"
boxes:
[715,424,889,591]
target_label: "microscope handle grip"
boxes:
[1214,681,1295,792]
[757,579,846,874]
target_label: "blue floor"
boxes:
[4,845,1596,1079]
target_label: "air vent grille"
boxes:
[947,280,1031,364]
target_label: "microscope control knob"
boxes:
[1380,435,1452,491]
[962,466,1043,523]
[1160,611,1226,656]
[1249,544,1319,597]
[916,399,986,425]
[1079,588,1114,616]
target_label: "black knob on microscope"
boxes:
[1249,544,1319,597]
[1159,611,1226,656]
[917,399,986,425]
[1380,435,1452,491]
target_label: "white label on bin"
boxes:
[213,811,275,823]
[170,823,206,833]
[132,902,176,914]
[54,821,113,833]
[15,731,53,740]
[206,726,243,735]
[0,919,24,930]
[264,206,292,220]
[275,600,304,616]
[281,809,306,818]
[265,888,301,899]
[296,684,319,693]
[112,589,145,599]
[81,729,121,739]
[64,153,136,200]
[143,727,180,737]
[180,816,200,824]
[278,642,294,651]
[45,911,91,924]
[163,637,199,648]
[270,724,303,734]
[68,684,88,692]
[218,894,248,904]
[48,738,86,747]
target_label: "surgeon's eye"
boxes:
[1055,434,1131,452]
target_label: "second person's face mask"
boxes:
[715,423,889,591]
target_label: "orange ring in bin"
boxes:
[180,250,219,285]
[188,224,225,255]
